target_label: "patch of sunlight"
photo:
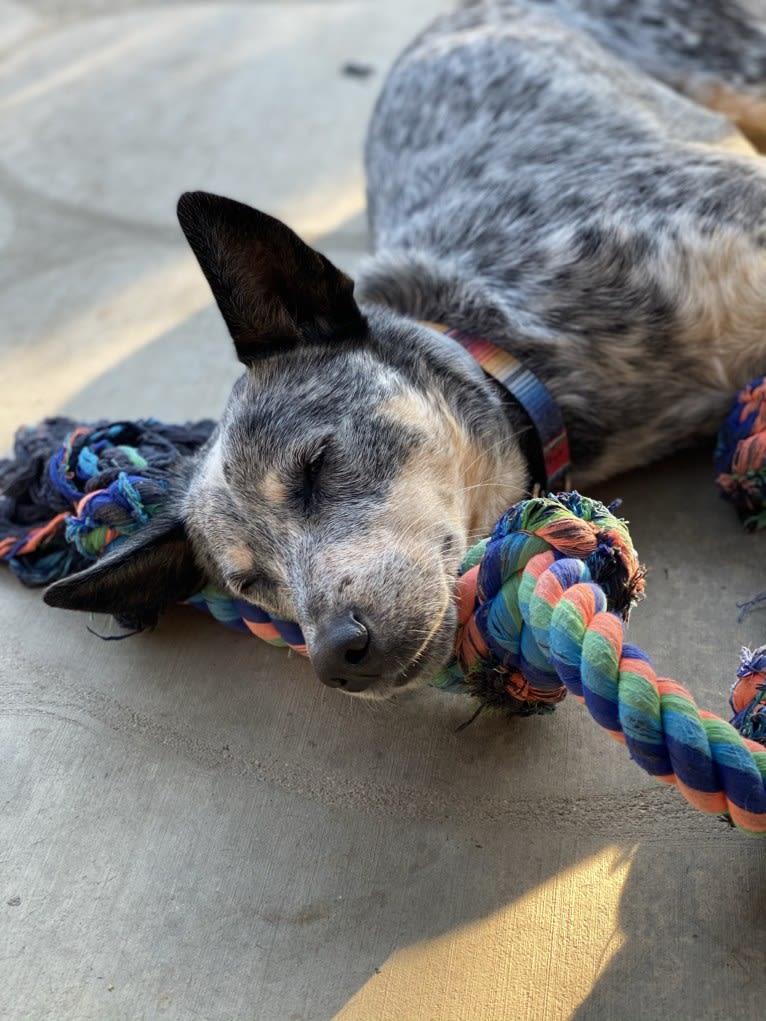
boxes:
[5,255,210,413]
[0,23,163,111]
[334,844,636,1021]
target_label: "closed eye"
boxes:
[228,569,276,597]
[302,448,325,503]
[296,437,331,510]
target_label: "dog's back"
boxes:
[361,0,766,483]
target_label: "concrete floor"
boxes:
[1,2,765,1019]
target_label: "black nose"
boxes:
[310,608,378,692]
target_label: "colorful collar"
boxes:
[421,322,571,493]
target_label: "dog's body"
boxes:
[46,0,766,698]
[362,0,766,485]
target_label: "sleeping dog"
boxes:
[45,0,766,698]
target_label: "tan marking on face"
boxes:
[377,392,463,556]
[224,544,255,574]
[713,131,759,158]
[379,391,447,432]
[458,434,527,539]
[379,387,525,547]
[260,470,288,504]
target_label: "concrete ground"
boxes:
[1,2,765,1019]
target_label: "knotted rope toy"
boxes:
[714,376,766,747]
[0,417,215,586]
[2,410,766,834]
[715,376,766,531]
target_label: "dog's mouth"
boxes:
[336,596,458,700]
[396,602,457,685]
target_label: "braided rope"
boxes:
[715,378,766,734]
[186,586,307,653]
[731,646,766,745]
[0,418,215,585]
[532,559,766,834]
[445,495,766,835]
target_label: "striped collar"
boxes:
[420,322,571,493]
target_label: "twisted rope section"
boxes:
[434,493,766,833]
[186,585,307,653]
[522,552,766,835]
[715,378,766,734]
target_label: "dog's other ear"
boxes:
[177,191,366,364]
[43,516,205,630]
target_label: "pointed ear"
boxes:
[176,191,366,363]
[43,516,205,630]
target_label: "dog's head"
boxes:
[45,193,524,697]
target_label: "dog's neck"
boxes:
[357,254,572,493]
[419,321,571,492]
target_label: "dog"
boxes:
[44,0,766,699]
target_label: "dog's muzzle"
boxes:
[308,607,384,692]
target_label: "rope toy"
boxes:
[715,375,766,531]
[731,647,766,746]
[486,531,766,835]
[431,493,644,714]
[714,375,766,750]
[0,418,215,585]
[3,413,766,834]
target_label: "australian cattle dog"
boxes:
[45,0,766,698]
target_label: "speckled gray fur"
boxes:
[512,0,766,97]
[360,0,766,483]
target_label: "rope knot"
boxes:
[730,645,766,743]
[437,492,644,715]
[715,377,766,531]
